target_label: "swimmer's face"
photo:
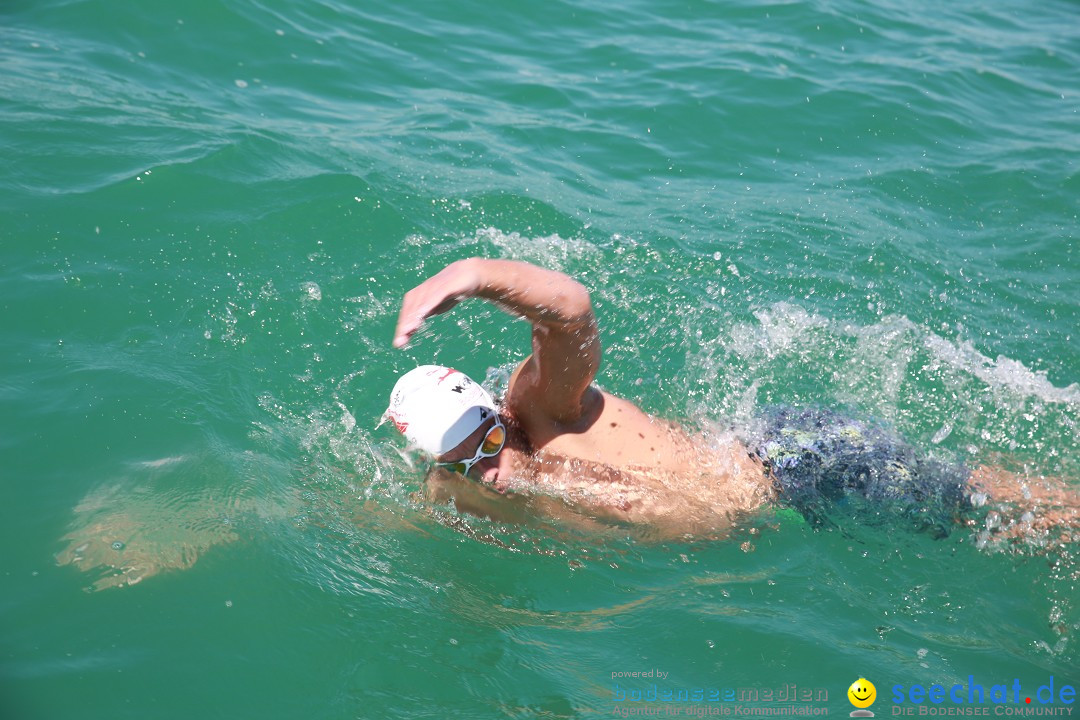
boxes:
[435,416,510,488]
[848,679,876,708]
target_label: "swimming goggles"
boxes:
[436,418,506,475]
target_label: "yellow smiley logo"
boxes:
[848,678,877,709]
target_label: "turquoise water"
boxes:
[2,0,1078,717]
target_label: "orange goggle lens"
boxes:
[479,425,505,455]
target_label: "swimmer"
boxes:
[387,258,1077,542]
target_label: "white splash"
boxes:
[923,334,1079,405]
[301,281,322,302]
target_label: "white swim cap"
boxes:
[385,365,497,455]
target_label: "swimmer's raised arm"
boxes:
[392,258,600,422]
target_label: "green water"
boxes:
[2,0,1078,717]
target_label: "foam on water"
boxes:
[675,300,1080,477]
[923,334,1080,406]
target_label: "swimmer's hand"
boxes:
[393,259,482,348]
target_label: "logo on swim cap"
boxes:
[385,365,497,455]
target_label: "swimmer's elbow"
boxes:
[550,279,594,329]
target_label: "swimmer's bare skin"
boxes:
[393,258,772,533]
[969,465,1079,547]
